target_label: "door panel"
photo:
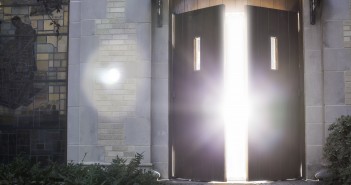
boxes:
[247,6,301,181]
[171,5,225,181]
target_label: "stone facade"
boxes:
[304,0,351,178]
[344,20,351,48]
[68,0,153,168]
[345,71,351,105]
[151,0,169,178]
[66,0,351,181]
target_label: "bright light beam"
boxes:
[224,12,248,181]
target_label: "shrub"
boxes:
[323,115,351,185]
[0,153,162,185]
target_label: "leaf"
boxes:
[324,115,351,184]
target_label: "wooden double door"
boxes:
[171,5,302,181]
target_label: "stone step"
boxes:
[162,180,324,185]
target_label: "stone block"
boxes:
[112,146,128,152]
[79,63,94,106]
[152,63,169,79]
[109,8,125,13]
[306,145,323,167]
[345,70,351,82]
[68,64,80,106]
[126,0,151,23]
[152,26,169,64]
[80,36,99,63]
[98,134,124,140]
[304,73,323,106]
[69,22,81,38]
[324,71,345,105]
[346,74,351,105]
[325,105,351,123]
[125,118,151,145]
[306,106,323,123]
[151,145,168,163]
[323,21,344,48]
[151,79,169,116]
[322,0,350,20]
[68,38,80,65]
[136,60,151,78]
[150,77,169,146]
[79,106,98,145]
[79,146,105,163]
[107,151,123,157]
[67,107,79,145]
[346,98,351,105]
[124,62,138,78]
[345,41,351,48]
[304,26,322,50]
[67,145,79,163]
[136,79,151,119]
[136,23,151,60]
[151,115,168,146]
[306,123,324,145]
[304,50,322,74]
[324,48,351,71]
[81,20,96,36]
[81,0,107,19]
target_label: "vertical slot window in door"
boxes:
[194,37,201,71]
[271,37,278,70]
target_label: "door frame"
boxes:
[167,0,305,180]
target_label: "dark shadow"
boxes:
[0,16,38,109]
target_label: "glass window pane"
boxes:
[271,37,278,70]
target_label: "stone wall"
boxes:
[67,0,351,180]
[303,0,351,178]
[68,0,152,166]
[151,0,170,179]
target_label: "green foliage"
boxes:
[323,115,351,185]
[0,153,162,185]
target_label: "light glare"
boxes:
[224,12,248,181]
[101,68,120,85]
